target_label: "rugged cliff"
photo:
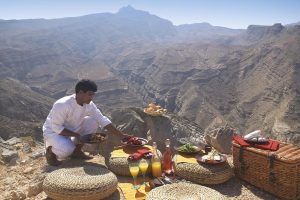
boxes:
[0,7,299,145]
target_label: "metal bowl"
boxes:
[81,133,108,144]
[121,137,148,147]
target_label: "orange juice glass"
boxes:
[152,161,162,177]
[139,159,149,185]
[128,161,140,189]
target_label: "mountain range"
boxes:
[0,6,299,145]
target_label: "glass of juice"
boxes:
[151,160,162,177]
[128,161,140,189]
[139,158,149,185]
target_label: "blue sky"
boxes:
[0,0,299,29]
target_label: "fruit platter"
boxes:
[144,103,167,116]
[196,150,226,164]
[121,136,148,147]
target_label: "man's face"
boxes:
[78,91,95,104]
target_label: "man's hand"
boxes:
[60,128,80,138]
[59,128,83,144]
[121,132,133,138]
[104,123,132,138]
[75,134,84,144]
[89,133,107,142]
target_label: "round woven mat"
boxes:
[174,161,233,184]
[108,157,131,176]
[43,166,118,200]
[146,182,226,200]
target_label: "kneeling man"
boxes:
[43,79,127,166]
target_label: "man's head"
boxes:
[75,79,97,105]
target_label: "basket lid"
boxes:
[233,140,300,164]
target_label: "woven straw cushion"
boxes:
[146,182,226,200]
[174,161,233,185]
[108,157,132,176]
[43,166,118,200]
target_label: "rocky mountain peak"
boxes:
[286,21,300,26]
[114,5,176,40]
[0,7,299,146]
[246,23,285,39]
[117,5,150,17]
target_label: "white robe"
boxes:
[43,94,111,159]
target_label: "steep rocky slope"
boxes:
[0,7,299,145]
[0,78,54,140]
[108,25,300,144]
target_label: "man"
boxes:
[43,79,127,166]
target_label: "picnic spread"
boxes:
[42,105,300,200]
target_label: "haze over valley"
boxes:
[0,6,300,146]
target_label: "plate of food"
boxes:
[174,143,202,154]
[196,150,226,164]
[144,103,167,116]
[121,136,148,147]
[81,133,107,144]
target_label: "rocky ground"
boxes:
[0,137,280,200]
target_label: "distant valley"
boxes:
[0,6,299,145]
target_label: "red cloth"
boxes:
[128,152,144,161]
[233,135,251,147]
[128,148,152,161]
[137,148,151,154]
[253,140,279,151]
[233,135,279,151]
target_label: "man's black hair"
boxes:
[75,79,97,93]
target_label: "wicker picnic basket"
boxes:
[43,166,118,200]
[233,140,300,200]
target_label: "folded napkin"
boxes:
[175,154,198,164]
[233,135,279,151]
[252,140,279,151]
[111,145,152,158]
[128,152,145,161]
[137,148,151,154]
[233,135,251,147]
[128,148,153,161]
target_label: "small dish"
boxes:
[81,133,107,144]
[121,137,148,147]
[174,144,202,154]
[196,154,227,164]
